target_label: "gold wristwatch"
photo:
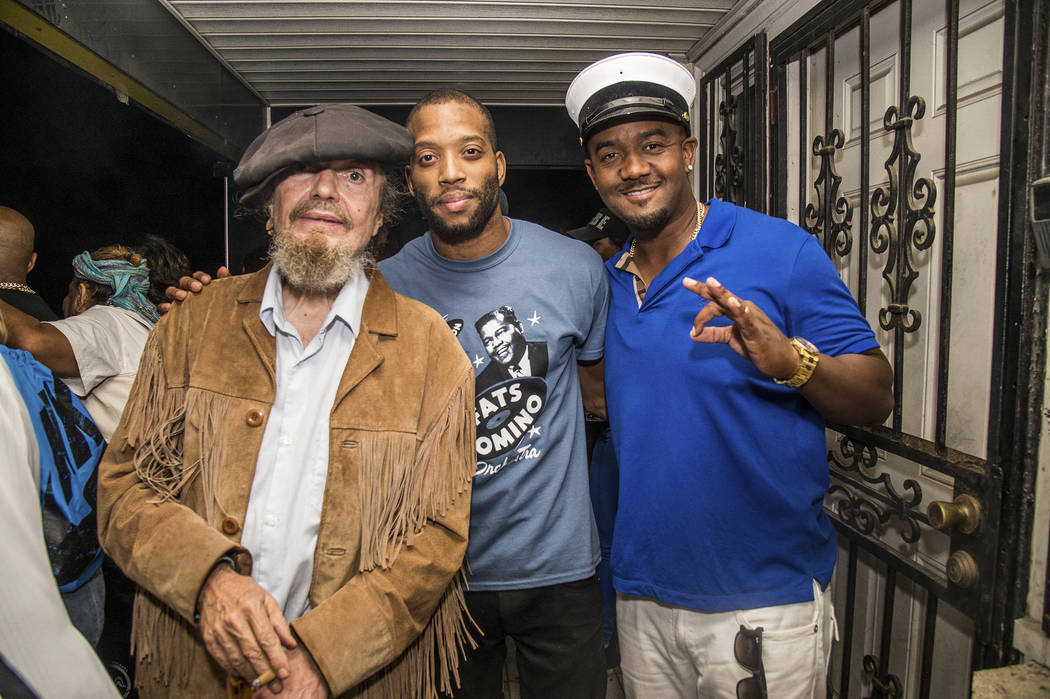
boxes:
[774,337,820,388]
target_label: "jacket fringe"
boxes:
[354,376,477,698]
[131,589,200,692]
[358,379,474,572]
[347,570,475,699]
[121,332,186,499]
[122,332,231,519]
[122,332,234,692]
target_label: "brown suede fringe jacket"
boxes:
[97,266,476,698]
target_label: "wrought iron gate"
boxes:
[747,0,1047,695]
[698,33,768,213]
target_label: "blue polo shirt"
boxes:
[604,199,879,612]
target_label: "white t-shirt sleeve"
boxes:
[46,305,150,396]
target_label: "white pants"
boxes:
[617,580,837,699]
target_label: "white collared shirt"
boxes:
[240,265,370,619]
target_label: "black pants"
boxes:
[97,557,137,697]
[451,574,606,699]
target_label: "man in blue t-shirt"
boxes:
[380,89,609,698]
[564,54,894,698]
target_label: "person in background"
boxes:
[134,233,193,311]
[0,206,57,321]
[1,328,108,648]
[565,53,893,698]
[0,245,156,442]
[0,244,158,692]
[567,208,630,265]
[0,313,119,699]
[566,207,631,673]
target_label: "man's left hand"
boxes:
[683,276,799,381]
[254,646,330,699]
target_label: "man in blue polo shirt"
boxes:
[565,53,894,698]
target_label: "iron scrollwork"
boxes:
[714,93,745,203]
[862,655,904,698]
[828,435,924,544]
[870,95,937,333]
[804,129,854,259]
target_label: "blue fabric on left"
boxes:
[2,346,106,592]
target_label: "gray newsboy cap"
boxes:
[233,103,413,206]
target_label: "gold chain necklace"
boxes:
[0,281,36,294]
[629,200,707,259]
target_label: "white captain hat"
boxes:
[565,52,696,144]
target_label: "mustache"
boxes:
[288,200,350,225]
[619,179,661,193]
[425,186,487,207]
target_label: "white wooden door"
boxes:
[770,0,1010,695]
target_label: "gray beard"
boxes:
[269,227,371,294]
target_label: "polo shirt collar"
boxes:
[612,199,735,270]
[609,200,737,308]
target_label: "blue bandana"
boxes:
[71,251,159,325]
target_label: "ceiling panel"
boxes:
[160,0,742,106]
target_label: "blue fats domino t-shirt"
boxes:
[380,218,607,589]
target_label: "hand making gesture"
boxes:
[684,275,894,425]
[683,276,800,381]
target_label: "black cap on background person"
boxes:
[564,52,696,145]
[566,208,629,246]
[566,208,631,263]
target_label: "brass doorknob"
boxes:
[927,494,982,534]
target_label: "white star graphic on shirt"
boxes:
[473,354,485,368]
[528,311,542,326]
[528,425,542,439]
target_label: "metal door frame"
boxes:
[994,0,1048,665]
